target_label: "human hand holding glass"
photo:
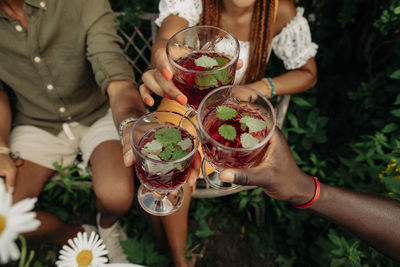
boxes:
[130,111,200,216]
[140,25,240,112]
[197,85,276,190]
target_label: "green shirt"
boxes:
[0,0,136,135]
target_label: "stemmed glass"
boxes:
[130,111,199,216]
[167,25,240,112]
[197,85,276,190]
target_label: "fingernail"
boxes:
[123,150,134,166]
[165,93,173,100]
[7,187,14,194]
[176,95,187,105]
[144,97,153,106]
[162,68,172,80]
[220,171,234,183]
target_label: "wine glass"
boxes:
[167,25,240,112]
[130,111,199,216]
[197,85,276,190]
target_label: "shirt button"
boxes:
[47,84,54,90]
[34,57,41,63]
[15,25,23,32]
[59,107,66,113]
[39,1,46,8]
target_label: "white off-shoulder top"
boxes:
[156,0,318,84]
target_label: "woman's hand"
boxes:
[0,154,17,193]
[140,47,188,107]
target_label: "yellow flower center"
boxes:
[0,215,6,235]
[76,250,93,267]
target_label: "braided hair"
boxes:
[200,0,276,83]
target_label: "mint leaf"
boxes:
[141,140,163,155]
[195,55,218,68]
[170,146,189,161]
[214,69,230,85]
[218,125,236,141]
[216,105,238,120]
[241,123,247,131]
[147,154,161,161]
[155,128,181,146]
[159,144,174,161]
[177,138,192,151]
[195,74,218,88]
[239,116,267,133]
[240,133,259,148]
[215,57,228,66]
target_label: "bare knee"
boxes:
[95,182,134,216]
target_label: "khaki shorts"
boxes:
[10,109,119,170]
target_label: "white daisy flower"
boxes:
[56,231,108,267]
[0,179,41,264]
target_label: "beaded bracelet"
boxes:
[266,77,275,97]
[293,176,320,209]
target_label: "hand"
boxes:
[219,128,315,204]
[0,154,17,193]
[140,48,188,107]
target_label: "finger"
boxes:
[186,152,201,188]
[154,69,187,105]
[236,59,243,70]
[123,146,135,167]
[219,167,266,187]
[139,84,154,107]
[0,167,17,194]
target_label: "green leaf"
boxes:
[390,108,400,117]
[240,133,259,148]
[195,219,214,238]
[155,127,181,146]
[395,7,400,15]
[216,105,238,120]
[291,96,312,107]
[218,125,236,141]
[170,146,189,161]
[214,69,231,85]
[394,94,400,105]
[194,55,218,68]
[121,239,145,264]
[215,57,228,66]
[389,70,400,79]
[195,74,218,88]
[177,138,192,151]
[382,123,399,133]
[239,116,267,133]
[159,143,174,161]
[141,139,163,155]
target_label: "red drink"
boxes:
[201,104,270,170]
[172,52,235,110]
[135,127,195,193]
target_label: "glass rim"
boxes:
[196,85,277,152]
[166,25,240,74]
[130,110,200,164]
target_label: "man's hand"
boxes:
[219,128,315,205]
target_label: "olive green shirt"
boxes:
[0,0,136,135]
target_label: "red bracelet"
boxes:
[293,176,320,209]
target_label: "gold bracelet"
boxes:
[261,78,272,98]
[0,147,11,155]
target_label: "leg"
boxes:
[13,160,82,244]
[157,183,195,267]
[90,140,134,227]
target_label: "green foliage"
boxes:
[121,237,170,267]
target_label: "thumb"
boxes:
[219,168,261,186]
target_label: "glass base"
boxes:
[137,184,184,216]
[201,159,240,190]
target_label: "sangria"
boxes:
[130,111,199,216]
[197,85,276,190]
[167,25,239,111]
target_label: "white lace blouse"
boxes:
[156,0,318,84]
